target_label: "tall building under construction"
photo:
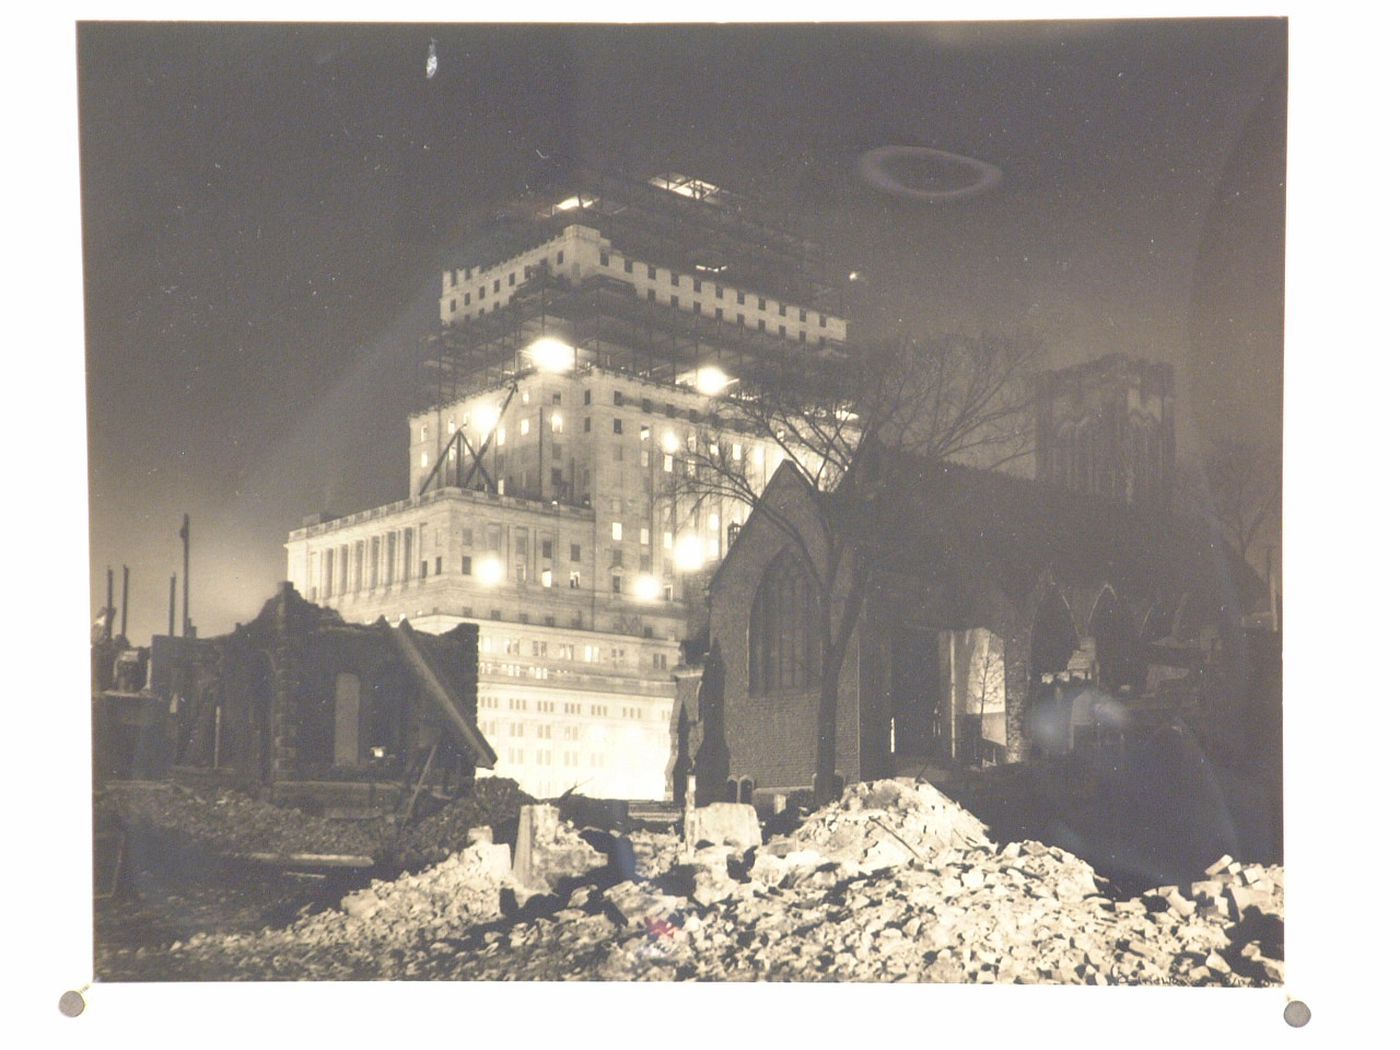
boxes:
[285,171,852,799]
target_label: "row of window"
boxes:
[479,640,631,664]
[480,700,666,721]
[597,248,828,328]
[499,747,608,769]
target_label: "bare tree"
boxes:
[1202,437,1281,567]
[676,331,1040,802]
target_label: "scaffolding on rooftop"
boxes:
[419,270,849,412]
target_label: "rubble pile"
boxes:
[778,778,991,872]
[160,841,523,980]
[619,828,686,880]
[401,778,536,864]
[106,780,1285,984]
[97,782,385,860]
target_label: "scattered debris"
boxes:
[99,780,1284,984]
[97,782,385,860]
[400,777,536,864]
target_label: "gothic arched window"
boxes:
[748,550,821,695]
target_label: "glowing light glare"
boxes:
[633,575,663,602]
[553,195,590,211]
[470,403,499,436]
[477,556,505,586]
[661,430,679,454]
[527,337,576,373]
[675,534,706,573]
[695,366,733,396]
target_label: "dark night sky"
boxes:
[78,20,1286,644]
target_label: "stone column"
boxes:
[1001,617,1033,764]
[270,582,300,782]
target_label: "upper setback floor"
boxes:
[438,224,849,346]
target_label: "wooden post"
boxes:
[403,741,441,822]
[180,514,191,638]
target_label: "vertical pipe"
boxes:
[105,567,114,641]
[213,706,222,770]
[168,574,176,637]
[120,565,129,640]
[181,514,191,638]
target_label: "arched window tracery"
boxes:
[748,550,821,695]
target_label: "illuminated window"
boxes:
[520,418,530,436]
[420,451,428,467]
[663,454,673,473]
[640,528,650,546]
[663,531,673,550]
[612,522,623,541]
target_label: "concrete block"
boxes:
[471,841,512,877]
[1204,854,1234,876]
[512,803,605,890]
[341,889,381,920]
[683,802,762,850]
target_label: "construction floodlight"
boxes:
[695,366,733,397]
[527,337,576,374]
